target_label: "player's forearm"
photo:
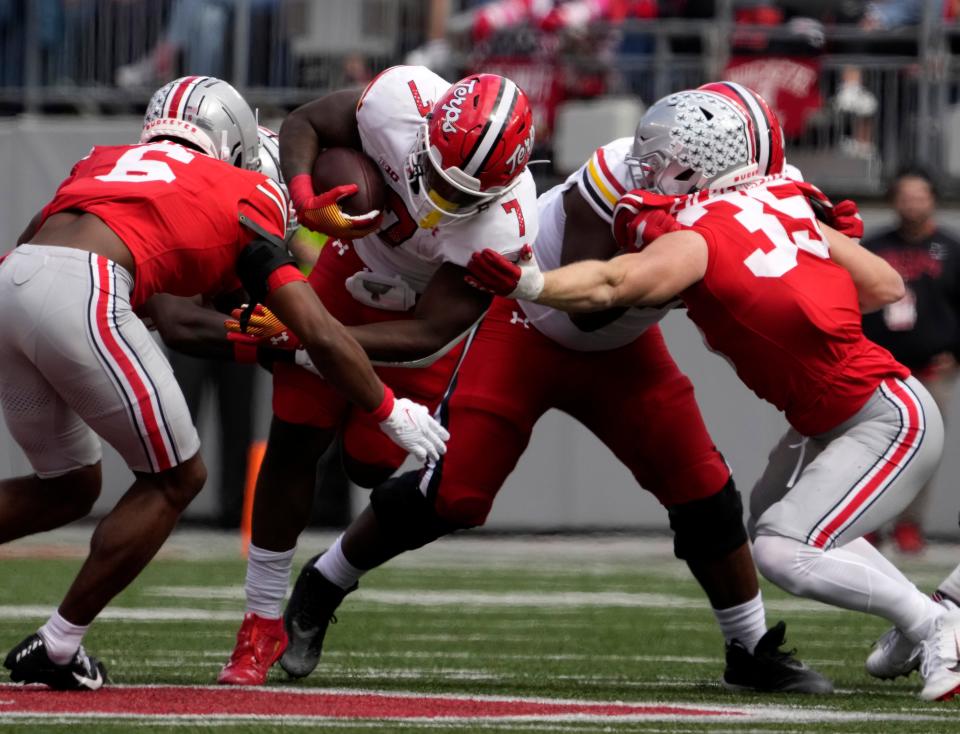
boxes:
[279,112,322,180]
[145,295,234,360]
[300,323,386,412]
[266,281,385,411]
[824,225,905,313]
[279,89,363,181]
[536,260,630,312]
[347,319,462,363]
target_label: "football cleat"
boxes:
[919,609,960,701]
[280,553,356,679]
[4,633,107,690]
[866,625,922,680]
[723,621,834,694]
[217,612,288,686]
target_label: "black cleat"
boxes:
[280,553,356,679]
[4,633,107,690]
[722,621,833,694]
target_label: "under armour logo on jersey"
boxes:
[270,333,289,346]
[333,241,350,256]
[510,311,530,329]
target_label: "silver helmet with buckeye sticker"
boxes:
[626,81,785,196]
[140,75,260,170]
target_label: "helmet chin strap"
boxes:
[220,130,230,163]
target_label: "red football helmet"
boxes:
[406,73,535,228]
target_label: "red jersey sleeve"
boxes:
[238,177,289,245]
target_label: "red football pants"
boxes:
[423,298,731,527]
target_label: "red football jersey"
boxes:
[675,177,908,436]
[39,142,289,307]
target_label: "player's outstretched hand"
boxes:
[378,397,449,463]
[465,244,544,300]
[793,181,863,242]
[225,305,302,350]
[612,190,682,251]
[288,174,382,239]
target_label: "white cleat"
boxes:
[919,610,960,701]
[866,626,921,679]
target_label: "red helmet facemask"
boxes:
[406,74,535,229]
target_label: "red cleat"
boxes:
[217,613,288,685]
[892,521,926,555]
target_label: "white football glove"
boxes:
[378,397,449,463]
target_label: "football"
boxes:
[311,147,387,217]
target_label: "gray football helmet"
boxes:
[257,125,297,231]
[626,81,785,196]
[140,76,260,170]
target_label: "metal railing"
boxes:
[3,0,960,194]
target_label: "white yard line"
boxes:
[143,585,836,614]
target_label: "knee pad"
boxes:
[667,478,747,561]
[370,471,459,552]
[752,534,815,597]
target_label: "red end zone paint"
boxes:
[0,685,744,720]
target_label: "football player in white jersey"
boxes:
[217,67,541,685]
[266,83,831,693]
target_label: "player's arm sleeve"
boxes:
[239,178,290,245]
[237,180,305,305]
[575,144,630,224]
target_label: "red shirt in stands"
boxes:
[39,141,293,307]
[675,177,908,436]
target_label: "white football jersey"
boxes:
[520,137,673,351]
[352,65,539,294]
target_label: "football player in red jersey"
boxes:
[236,83,832,693]
[214,67,543,686]
[0,76,446,691]
[466,82,960,702]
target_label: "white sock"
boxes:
[935,562,960,606]
[245,543,296,619]
[753,534,943,643]
[314,534,365,590]
[713,591,766,653]
[38,611,88,665]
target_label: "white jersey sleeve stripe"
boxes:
[256,183,288,238]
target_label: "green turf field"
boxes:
[2,528,959,732]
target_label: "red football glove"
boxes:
[288,174,382,239]
[830,199,864,241]
[612,190,683,251]
[793,181,864,242]
[224,304,302,351]
[465,244,544,300]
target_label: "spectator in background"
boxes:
[116,0,282,87]
[862,167,960,553]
